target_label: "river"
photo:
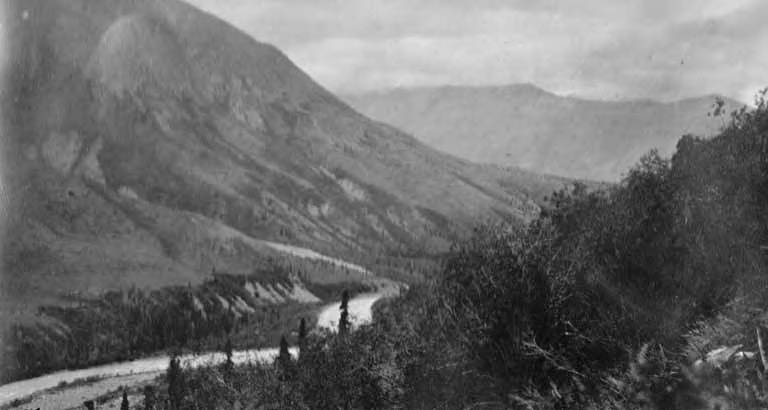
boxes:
[0,290,394,408]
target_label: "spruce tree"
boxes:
[339,290,350,335]
[278,335,291,367]
[222,336,234,375]
[298,317,307,348]
[167,352,185,410]
[277,335,293,381]
[121,390,130,410]
[223,305,234,336]
[143,385,156,410]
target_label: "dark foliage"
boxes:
[222,337,234,377]
[298,318,308,343]
[121,390,129,410]
[339,290,351,335]
[278,335,293,375]
[167,352,186,410]
[143,385,156,410]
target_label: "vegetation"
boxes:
[298,317,308,348]
[278,336,292,374]
[129,91,768,409]
[339,290,351,335]
[1,268,369,384]
[121,390,129,410]
[167,352,186,410]
[144,385,157,410]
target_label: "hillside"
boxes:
[0,0,565,321]
[344,84,745,181]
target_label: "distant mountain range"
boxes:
[0,0,565,317]
[344,84,745,181]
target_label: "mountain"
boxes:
[344,84,746,181]
[0,0,562,318]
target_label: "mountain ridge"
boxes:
[349,84,742,106]
[344,85,746,181]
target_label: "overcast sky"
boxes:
[185,0,767,103]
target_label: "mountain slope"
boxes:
[344,84,745,181]
[0,0,557,316]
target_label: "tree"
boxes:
[278,335,291,367]
[339,290,350,335]
[143,385,156,410]
[121,390,130,410]
[222,305,235,336]
[222,336,234,376]
[277,335,294,381]
[167,352,185,410]
[298,318,308,352]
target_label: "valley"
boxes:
[1,0,765,408]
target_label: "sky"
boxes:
[185,0,767,103]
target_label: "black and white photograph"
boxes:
[0,1,766,408]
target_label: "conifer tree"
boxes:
[222,336,234,376]
[339,290,350,335]
[298,317,308,350]
[277,335,294,381]
[278,335,291,368]
[143,385,156,410]
[167,352,185,410]
[121,390,130,410]
[222,304,235,336]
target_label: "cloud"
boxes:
[578,1,768,102]
[185,0,765,102]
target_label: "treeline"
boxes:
[140,92,768,409]
[265,252,371,287]
[1,269,368,385]
[264,240,441,285]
